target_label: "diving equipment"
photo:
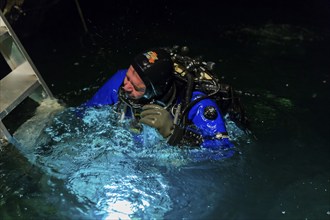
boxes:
[162,46,249,146]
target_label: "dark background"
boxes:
[2,0,330,101]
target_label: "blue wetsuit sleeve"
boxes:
[188,91,234,150]
[83,69,127,107]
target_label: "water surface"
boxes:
[1,2,330,219]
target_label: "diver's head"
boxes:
[131,48,174,100]
[122,66,146,100]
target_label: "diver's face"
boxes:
[122,65,146,99]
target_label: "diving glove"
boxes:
[139,104,174,138]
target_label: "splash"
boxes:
[12,103,248,219]
[32,106,181,218]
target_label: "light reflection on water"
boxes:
[9,101,248,219]
[1,20,329,219]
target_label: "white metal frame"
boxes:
[0,9,54,144]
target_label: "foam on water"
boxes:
[12,100,250,219]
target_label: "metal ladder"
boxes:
[0,10,54,144]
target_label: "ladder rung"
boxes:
[0,61,40,119]
[0,26,9,43]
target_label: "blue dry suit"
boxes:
[83,69,234,151]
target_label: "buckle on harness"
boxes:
[185,130,203,146]
[215,132,229,139]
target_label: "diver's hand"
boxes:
[140,104,174,138]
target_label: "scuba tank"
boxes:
[163,46,250,145]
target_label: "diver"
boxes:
[82,46,248,150]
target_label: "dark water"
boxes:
[1,0,330,219]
